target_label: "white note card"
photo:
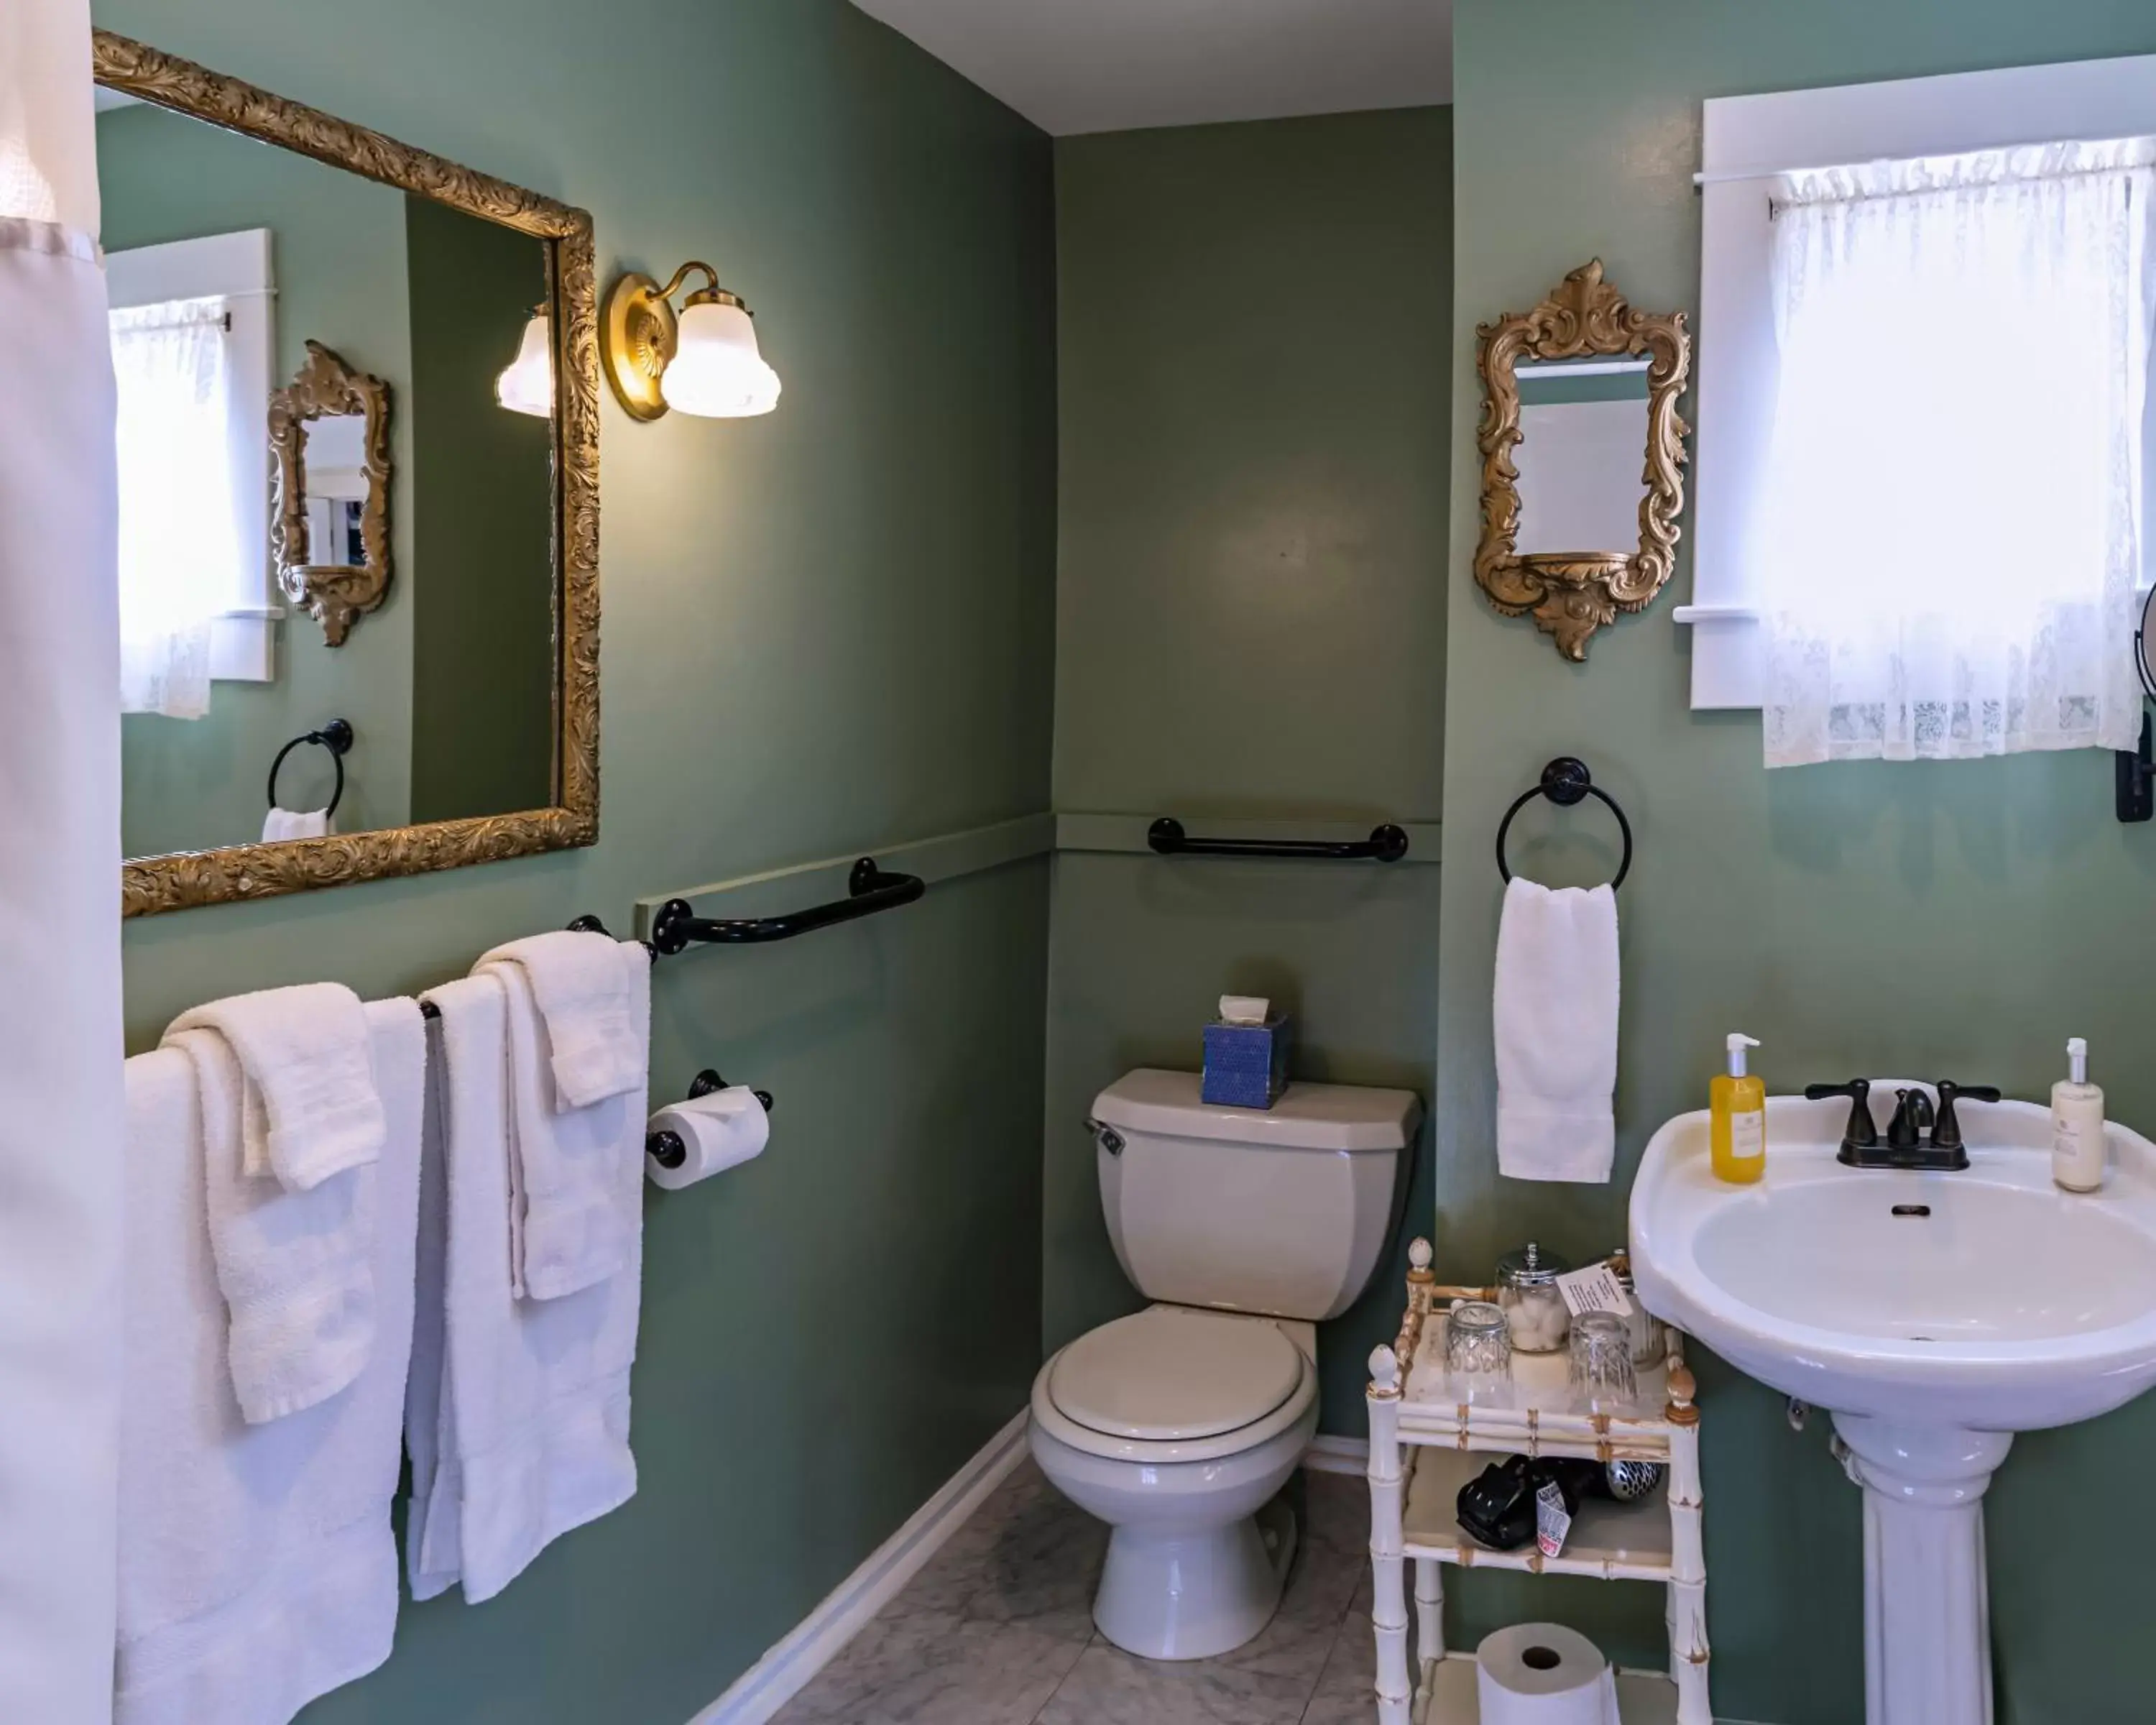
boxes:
[1556,1262,1634,1319]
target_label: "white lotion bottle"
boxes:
[2052,1037,2106,1193]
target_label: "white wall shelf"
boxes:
[1366,1243,1710,1725]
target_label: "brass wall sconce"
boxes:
[601,261,781,421]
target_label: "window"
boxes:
[106,229,277,713]
[1686,56,2156,766]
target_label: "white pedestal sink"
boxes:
[1630,1087,2156,1725]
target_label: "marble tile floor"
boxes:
[771,1459,1378,1725]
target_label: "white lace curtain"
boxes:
[1760,139,2156,768]
[110,294,236,719]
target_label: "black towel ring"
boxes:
[1494,756,1633,891]
[267,718,354,818]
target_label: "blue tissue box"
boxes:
[1202,1016,1293,1110]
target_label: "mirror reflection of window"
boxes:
[300,413,369,569]
[106,226,277,718]
[1512,357,1652,558]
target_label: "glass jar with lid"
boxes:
[1495,1241,1572,1353]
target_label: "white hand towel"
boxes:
[118,1000,423,1725]
[477,929,642,1108]
[261,807,335,842]
[405,970,643,1604]
[482,939,650,1300]
[169,982,383,1190]
[1494,876,1620,1183]
[165,1025,374,1424]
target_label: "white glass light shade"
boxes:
[661,299,781,417]
[494,313,553,416]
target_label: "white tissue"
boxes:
[1476,1624,1621,1724]
[645,1087,770,1190]
[1218,995,1271,1026]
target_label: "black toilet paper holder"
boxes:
[646,1068,775,1170]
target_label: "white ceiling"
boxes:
[849,0,1452,137]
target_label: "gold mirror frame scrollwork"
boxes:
[97,30,601,916]
[270,340,392,646]
[1474,259,1692,661]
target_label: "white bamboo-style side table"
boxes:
[1365,1240,1709,1724]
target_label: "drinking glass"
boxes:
[1445,1300,1514,1406]
[1568,1310,1636,1411]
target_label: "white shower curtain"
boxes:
[0,3,124,1722]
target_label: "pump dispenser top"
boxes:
[1726,1034,1759,1078]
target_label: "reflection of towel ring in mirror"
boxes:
[267,719,354,817]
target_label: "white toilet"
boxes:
[1028,1068,1422,1661]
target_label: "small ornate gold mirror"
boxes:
[1473,260,1691,661]
[270,341,392,646]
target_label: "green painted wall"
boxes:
[1046,109,1451,1435]
[1443,4,2156,1721]
[402,193,556,825]
[96,1,1057,1721]
[100,99,418,852]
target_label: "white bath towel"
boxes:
[261,806,334,842]
[117,999,424,1725]
[405,971,643,1604]
[477,929,642,1108]
[1493,876,1620,1183]
[169,982,383,1189]
[479,939,650,1300]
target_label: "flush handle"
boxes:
[1085,1117,1125,1156]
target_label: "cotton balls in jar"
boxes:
[1495,1241,1572,1353]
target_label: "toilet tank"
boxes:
[1091,1069,1422,1322]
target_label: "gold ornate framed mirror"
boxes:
[1473,260,1691,661]
[96,31,599,916]
[269,341,392,646]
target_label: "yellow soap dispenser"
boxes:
[1710,1033,1766,1184]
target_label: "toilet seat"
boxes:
[1034,1307,1317,1465]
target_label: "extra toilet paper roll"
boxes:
[1476,1623,1621,1725]
[645,1087,770,1190]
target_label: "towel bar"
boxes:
[418,916,658,1018]
[1146,817,1409,862]
[647,857,925,954]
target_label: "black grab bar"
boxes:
[1146,817,1409,863]
[648,857,925,955]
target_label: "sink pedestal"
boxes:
[1832,1415,2012,1725]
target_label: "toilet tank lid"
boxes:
[1092,1068,1422,1152]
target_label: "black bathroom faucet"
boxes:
[1804,1078,2001,1172]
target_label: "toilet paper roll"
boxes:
[645,1087,770,1190]
[1476,1623,1621,1725]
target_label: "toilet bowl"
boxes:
[1033,1070,1422,1662]
[1028,1305,1320,1660]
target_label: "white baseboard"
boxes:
[1302,1433,1369,1476]
[688,1409,1031,1725]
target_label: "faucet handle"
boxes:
[1931,1082,2001,1153]
[1805,1079,1876,1149]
